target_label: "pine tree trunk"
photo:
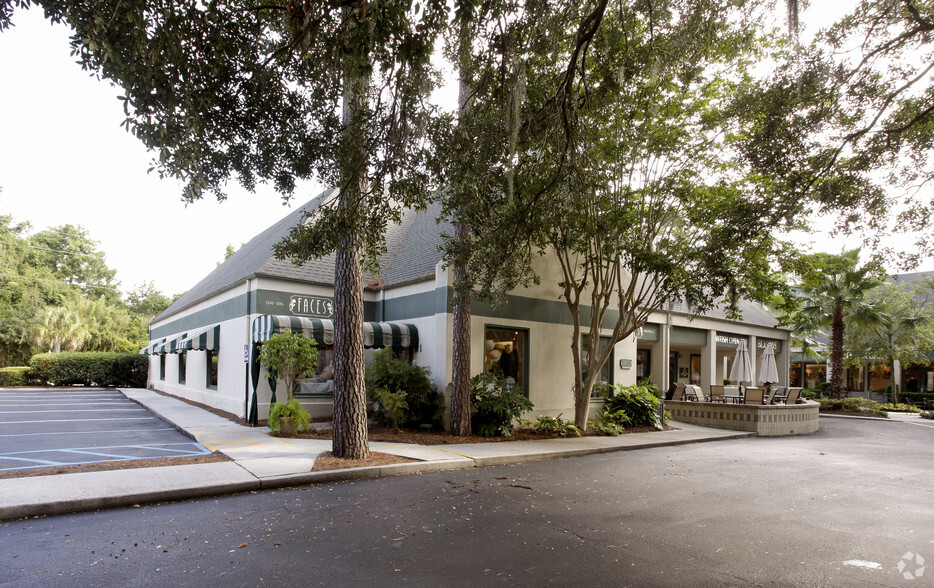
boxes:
[449,52,473,437]
[450,227,472,436]
[332,229,369,459]
[331,23,371,460]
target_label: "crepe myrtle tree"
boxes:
[258,332,318,401]
[1,0,447,459]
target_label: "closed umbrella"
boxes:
[758,342,779,386]
[729,339,753,390]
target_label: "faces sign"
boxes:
[289,295,333,318]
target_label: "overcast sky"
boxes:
[0,5,929,299]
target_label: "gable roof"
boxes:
[156,190,450,321]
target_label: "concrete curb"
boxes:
[818,413,895,422]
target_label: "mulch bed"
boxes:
[311,451,417,472]
[286,424,674,444]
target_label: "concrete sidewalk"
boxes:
[0,388,756,521]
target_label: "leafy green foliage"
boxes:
[372,387,409,432]
[921,411,934,421]
[530,414,581,437]
[28,352,148,387]
[878,403,921,414]
[470,373,534,437]
[817,397,888,417]
[268,399,312,435]
[366,348,443,427]
[604,382,662,429]
[587,409,631,436]
[0,366,30,386]
[258,333,318,400]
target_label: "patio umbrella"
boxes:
[729,339,753,388]
[758,342,779,386]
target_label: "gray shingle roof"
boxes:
[156,190,450,321]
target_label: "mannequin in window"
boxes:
[500,343,519,382]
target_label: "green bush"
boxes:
[604,382,662,429]
[801,389,820,400]
[372,387,408,431]
[588,408,631,436]
[921,411,934,420]
[28,352,148,387]
[899,392,934,406]
[0,366,30,386]
[470,373,534,437]
[531,414,581,437]
[367,348,444,427]
[878,403,921,413]
[268,398,312,435]
[817,397,888,417]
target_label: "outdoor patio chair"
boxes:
[692,385,708,402]
[784,387,802,405]
[744,387,764,405]
[709,385,725,403]
[671,383,686,401]
[764,386,782,405]
[683,384,699,401]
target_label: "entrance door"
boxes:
[669,352,678,386]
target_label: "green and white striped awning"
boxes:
[139,339,165,355]
[178,325,220,352]
[154,332,187,354]
[251,315,418,349]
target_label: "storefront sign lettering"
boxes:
[289,295,333,318]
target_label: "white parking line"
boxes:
[3,408,146,414]
[0,417,155,424]
[0,428,176,438]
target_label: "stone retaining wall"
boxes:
[667,399,820,436]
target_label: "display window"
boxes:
[484,326,528,394]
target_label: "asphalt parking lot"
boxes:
[0,388,211,473]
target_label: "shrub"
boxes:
[258,333,318,400]
[28,352,148,387]
[367,348,444,427]
[588,408,631,436]
[878,403,921,413]
[531,414,581,437]
[801,389,820,400]
[268,398,312,435]
[817,397,888,417]
[899,392,934,407]
[0,366,30,386]
[372,387,408,431]
[604,382,662,429]
[921,411,934,420]
[470,373,534,437]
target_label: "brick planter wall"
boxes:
[667,399,820,436]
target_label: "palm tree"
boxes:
[34,305,86,353]
[792,251,884,398]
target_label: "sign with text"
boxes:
[257,291,334,318]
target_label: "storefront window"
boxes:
[159,355,165,381]
[583,335,614,398]
[484,327,528,393]
[206,350,218,389]
[178,353,187,385]
[636,348,651,380]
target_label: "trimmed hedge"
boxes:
[899,392,934,406]
[29,352,149,387]
[0,366,31,387]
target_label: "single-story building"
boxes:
[145,190,791,426]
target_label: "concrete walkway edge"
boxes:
[0,388,756,521]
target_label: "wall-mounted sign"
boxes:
[635,323,660,341]
[289,295,333,318]
[619,358,633,370]
[716,334,744,349]
[256,290,334,318]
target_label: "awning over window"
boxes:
[140,339,165,355]
[251,315,418,349]
[154,332,187,354]
[178,325,220,352]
